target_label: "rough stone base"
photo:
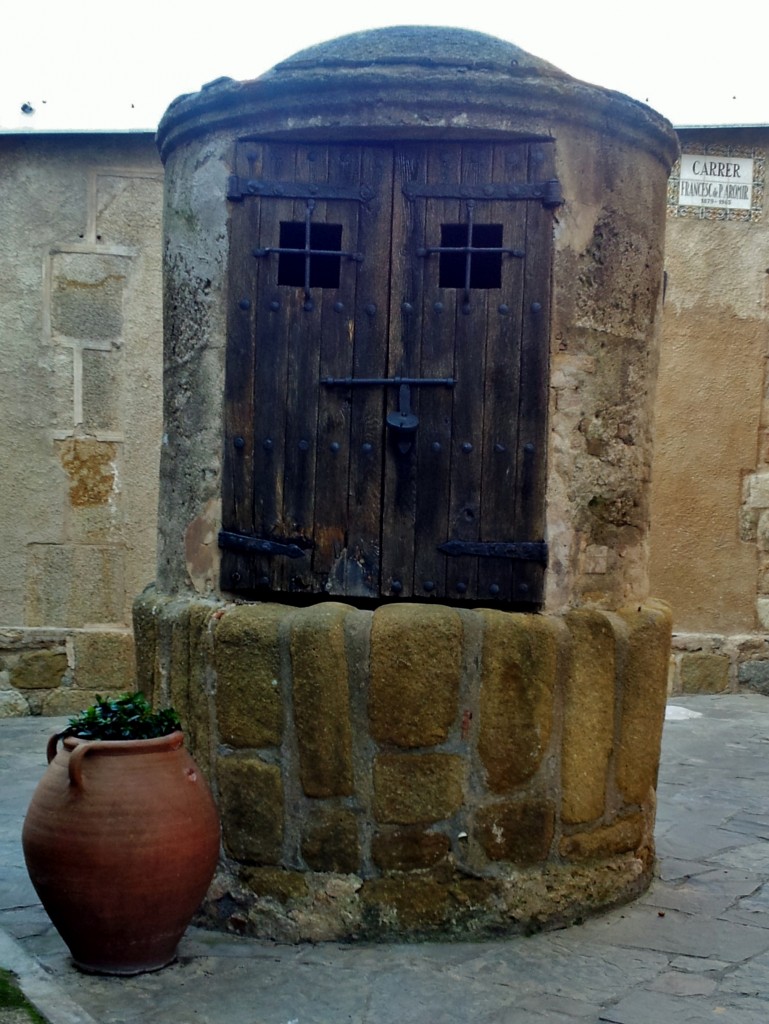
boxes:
[0,627,136,717]
[196,855,653,943]
[135,587,671,941]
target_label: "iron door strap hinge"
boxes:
[438,540,548,564]
[402,180,563,208]
[227,176,376,203]
[218,530,306,559]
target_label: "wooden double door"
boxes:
[220,139,557,605]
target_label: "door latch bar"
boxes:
[402,179,563,207]
[438,540,548,564]
[321,376,456,387]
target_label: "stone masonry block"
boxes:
[679,652,729,694]
[40,688,103,716]
[475,798,555,865]
[374,753,464,825]
[562,610,616,824]
[745,470,769,509]
[182,601,219,776]
[301,807,361,874]
[371,829,451,871]
[361,876,451,933]
[239,866,308,904]
[559,814,644,861]
[290,603,354,797]
[9,650,68,690]
[132,586,169,702]
[154,597,190,712]
[26,543,124,628]
[758,598,769,631]
[56,439,117,510]
[738,660,769,695]
[0,690,31,717]
[82,348,120,433]
[616,600,673,806]
[51,251,126,340]
[477,610,559,792]
[369,603,462,748]
[217,755,284,864]
[214,604,289,749]
[72,630,135,693]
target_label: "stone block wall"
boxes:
[0,133,163,715]
[0,627,135,716]
[136,588,672,941]
[667,631,769,695]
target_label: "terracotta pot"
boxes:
[22,731,220,975]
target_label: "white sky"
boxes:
[1,0,767,132]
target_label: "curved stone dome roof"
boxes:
[157,25,677,170]
[267,25,566,79]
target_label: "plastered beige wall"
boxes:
[650,128,769,644]
[0,133,163,713]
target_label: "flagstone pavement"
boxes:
[3,693,769,1023]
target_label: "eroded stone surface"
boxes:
[616,601,673,806]
[477,611,559,792]
[369,604,462,748]
[214,604,287,749]
[290,603,354,798]
[217,756,283,864]
[301,807,360,874]
[562,609,616,824]
[374,753,465,825]
[475,797,556,865]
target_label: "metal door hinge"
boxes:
[218,530,307,559]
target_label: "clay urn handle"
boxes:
[46,733,94,788]
[67,742,97,790]
[46,733,60,764]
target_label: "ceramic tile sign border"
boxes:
[667,144,765,222]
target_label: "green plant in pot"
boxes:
[22,693,220,976]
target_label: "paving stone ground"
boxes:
[3,695,769,1023]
